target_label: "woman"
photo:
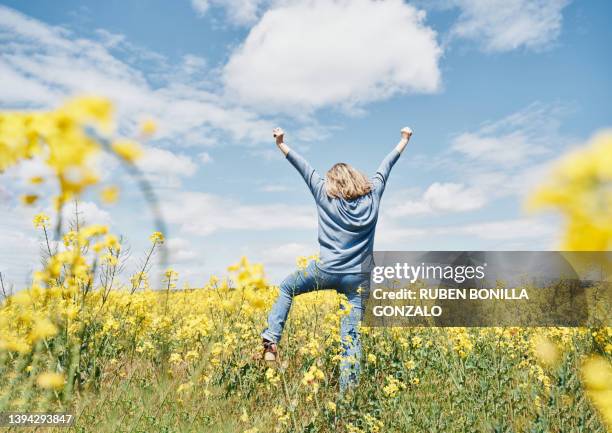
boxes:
[261,126,413,391]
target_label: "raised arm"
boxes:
[395,127,412,154]
[372,127,413,195]
[273,127,324,199]
[273,127,290,156]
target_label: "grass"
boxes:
[2,286,609,432]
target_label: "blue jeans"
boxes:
[261,261,370,392]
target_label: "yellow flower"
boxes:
[265,368,280,386]
[21,194,39,205]
[63,230,78,247]
[112,139,142,162]
[301,365,325,391]
[533,335,559,367]
[169,353,182,364]
[296,256,309,269]
[29,318,58,341]
[185,350,199,362]
[228,257,267,290]
[240,407,249,422]
[101,185,119,204]
[101,253,118,266]
[0,97,122,207]
[36,372,65,389]
[164,269,178,289]
[528,131,612,250]
[105,234,121,250]
[582,356,612,429]
[79,224,109,241]
[140,119,157,136]
[150,231,165,244]
[0,336,31,354]
[33,213,50,229]
[326,401,336,412]
[176,382,192,394]
[245,289,266,310]
[383,374,407,398]
[62,96,114,134]
[412,336,422,348]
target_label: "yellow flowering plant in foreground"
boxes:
[1,98,113,209]
[527,131,612,431]
[0,99,611,432]
[528,131,612,250]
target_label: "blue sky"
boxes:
[1,0,611,286]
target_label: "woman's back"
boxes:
[285,148,400,273]
[261,126,412,385]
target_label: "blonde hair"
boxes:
[325,163,372,200]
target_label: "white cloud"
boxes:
[386,182,486,216]
[380,102,572,240]
[136,146,198,187]
[3,156,54,186]
[0,185,10,202]
[375,223,429,245]
[163,191,316,236]
[94,29,126,48]
[454,217,556,241]
[191,0,210,16]
[241,241,319,282]
[451,132,549,167]
[0,6,70,48]
[58,201,113,228]
[260,184,294,193]
[450,102,569,169]
[198,152,213,164]
[0,216,40,287]
[0,5,274,144]
[191,0,267,25]
[0,63,59,104]
[166,237,199,263]
[258,242,315,265]
[223,0,442,113]
[448,0,571,52]
[377,216,557,246]
[181,54,207,75]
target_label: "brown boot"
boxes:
[263,339,278,362]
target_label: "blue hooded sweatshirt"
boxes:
[286,148,400,274]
